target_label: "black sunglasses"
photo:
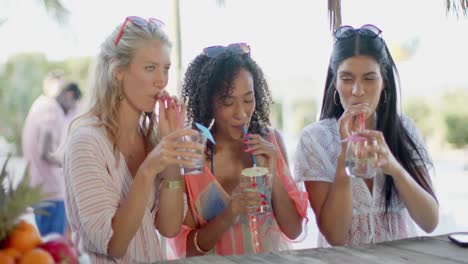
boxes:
[334,24,382,40]
[203,43,250,58]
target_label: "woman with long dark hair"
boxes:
[295,24,438,246]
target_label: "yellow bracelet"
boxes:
[161,179,185,190]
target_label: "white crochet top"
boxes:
[294,115,433,246]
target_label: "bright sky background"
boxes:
[1,0,468,100]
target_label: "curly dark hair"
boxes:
[182,51,272,141]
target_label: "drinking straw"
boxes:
[195,122,216,144]
[360,112,366,131]
[242,125,257,167]
[170,99,183,128]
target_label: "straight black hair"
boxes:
[320,29,437,214]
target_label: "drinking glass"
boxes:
[180,132,207,175]
[240,166,272,215]
[345,137,378,179]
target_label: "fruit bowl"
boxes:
[0,156,88,263]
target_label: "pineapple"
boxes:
[0,155,48,244]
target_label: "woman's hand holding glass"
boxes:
[345,135,379,179]
[356,130,403,177]
[338,103,379,179]
[227,131,275,219]
[141,129,205,179]
[228,185,264,219]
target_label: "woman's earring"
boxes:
[114,77,124,101]
[333,90,340,106]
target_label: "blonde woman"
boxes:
[63,17,203,263]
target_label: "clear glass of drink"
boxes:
[180,132,207,175]
[240,166,272,215]
[345,137,378,179]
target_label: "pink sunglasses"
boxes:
[114,16,165,46]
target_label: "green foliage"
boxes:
[292,100,317,136]
[443,89,468,148]
[445,113,468,148]
[0,53,92,154]
[0,156,48,242]
[403,97,435,140]
[271,101,283,129]
[0,53,48,153]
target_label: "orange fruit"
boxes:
[0,248,21,260]
[0,252,15,264]
[6,220,41,253]
[20,248,54,264]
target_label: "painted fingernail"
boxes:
[260,194,266,198]
[244,148,249,152]
[243,139,248,143]
[256,208,262,213]
[261,201,267,205]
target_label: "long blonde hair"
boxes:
[73,18,172,157]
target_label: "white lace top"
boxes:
[294,115,433,247]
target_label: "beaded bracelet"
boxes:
[193,229,208,254]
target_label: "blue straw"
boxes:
[242,126,257,167]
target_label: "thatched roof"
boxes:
[446,0,468,17]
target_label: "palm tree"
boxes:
[171,0,225,94]
[0,0,69,27]
[328,0,342,32]
[446,0,468,18]
[39,0,70,24]
[172,0,183,94]
[327,0,467,33]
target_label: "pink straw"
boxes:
[170,99,182,128]
[360,112,365,131]
[341,112,366,143]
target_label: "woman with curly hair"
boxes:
[168,43,308,257]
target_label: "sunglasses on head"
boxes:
[203,43,251,58]
[114,16,165,46]
[334,24,382,40]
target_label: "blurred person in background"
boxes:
[22,71,82,237]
